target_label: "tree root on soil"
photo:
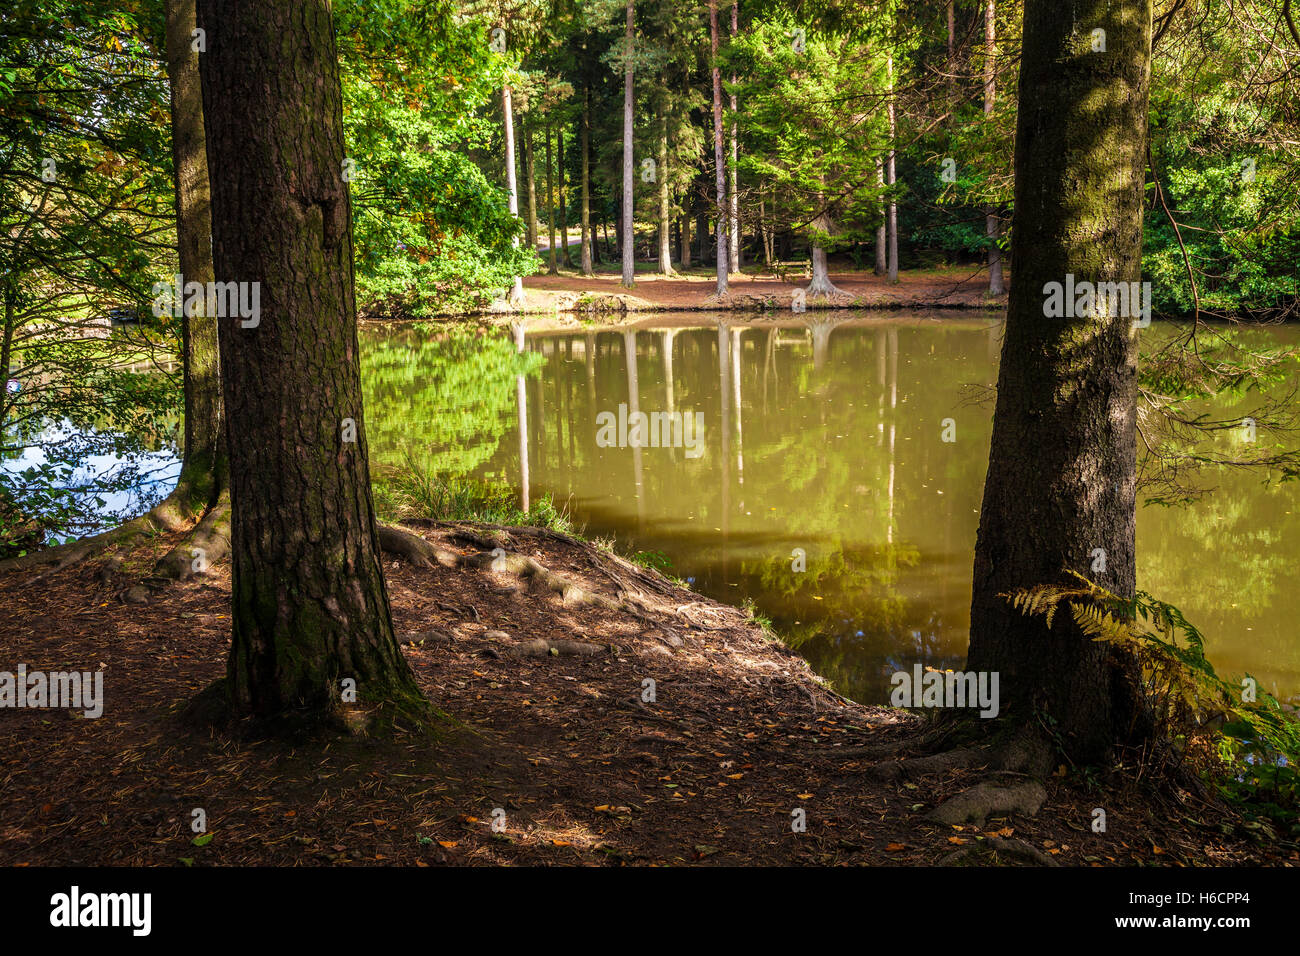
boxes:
[0,482,229,593]
[841,719,1058,830]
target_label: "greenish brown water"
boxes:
[363,314,1300,707]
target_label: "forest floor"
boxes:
[508,263,1003,319]
[0,520,1288,867]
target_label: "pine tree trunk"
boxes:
[984,0,1005,295]
[886,53,898,283]
[709,0,729,295]
[196,0,426,729]
[873,158,887,275]
[546,125,557,275]
[580,83,593,276]
[657,106,673,275]
[557,125,570,268]
[621,0,636,287]
[967,0,1153,762]
[524,119,538,252]
[728,0,740,274]
[164,0,224,515]
[503,84,524,304]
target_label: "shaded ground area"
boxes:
[514,264,1003,316]
[0,522,1286,866]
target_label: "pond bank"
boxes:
[0,519,1282,866]
[490,266,1006,320]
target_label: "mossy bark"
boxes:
[968,0,1153,763]
[196,0,428,730]
[164,0,225,517]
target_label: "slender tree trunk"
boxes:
[709,0,728,295]
[984,0,1005,295]
[164,0,225,515]
[886,53,898,283]
[546,125,557,275]
[679,212,692,269]
[557,125,570,268]
[947,0,956,108]
[621,0,636,287]
[874,157,887,275]
[968,0,1153,762]
[196,0,427,729]
[524,118,538,252]
[580,84,593,276]
[503,84,525,304]
[728,0,740,274]
[657,105,673,275]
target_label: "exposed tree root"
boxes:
[0,471,225,588]
[1,506,186,581]
[927,779,1048,826]
[491,638,607,659]
[150,491,231,581]
[865,746,987,784]
[805,276,848,299]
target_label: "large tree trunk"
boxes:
[728,0,740,275]
[196,0,427,730]
[164,0,224,516]
[984,0,1005,295]
[808,180,843,298]
[580,83,593,276]
[709,0,729,295]
[967,0,1153,763]
[503,84,525,305]
[621,0,636,287]
[656,105,673,275]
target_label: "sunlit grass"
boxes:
[373,464,574,534]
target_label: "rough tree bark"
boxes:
[621,0,636,288]
[196,0,429,730]
[967,0,1153,763]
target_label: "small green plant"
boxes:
[374,464,574,535]
[742,597,777,640]
[629,548,672,573]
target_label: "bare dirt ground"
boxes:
[0,521,1286,866]
[512,264,1004,317]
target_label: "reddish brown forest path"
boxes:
[516,264,1004,313]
